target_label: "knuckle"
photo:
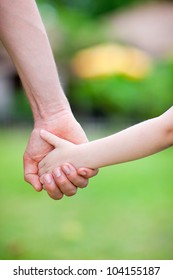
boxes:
[45,184,53,193]
[58,177,67,188]
[79,180,88,188]
[54,193,64,200]
[24,175,27,182]
[94,168,99,176]
[58,193,64,200]
[24,174,29,183]
[68,173,88,188]
[48,192,63,200]
[23,153,28,162]
[65,187,77,197]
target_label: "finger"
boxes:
[38,161,47,176]
[40,129,62,147]
[24,156,43,192]
[52,167,78,197]
[43,173,64,200]
[38,160,45,170]
[61,163,88,188]
[40,174,44,184]
[24,173,43,192]
[78,167,99,179]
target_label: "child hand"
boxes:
[38,129,98,198]
[38,129,79,176]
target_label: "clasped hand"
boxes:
[23,111,98,200]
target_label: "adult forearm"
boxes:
[0,0,69,123]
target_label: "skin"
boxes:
[0,0,98,200]
[24,110,98,199]
[38,107,173,176]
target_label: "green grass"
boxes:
[0,127,173,260]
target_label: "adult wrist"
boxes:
[31,85,71,124]
[33,105,72,130]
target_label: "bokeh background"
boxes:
[0,0,173,259]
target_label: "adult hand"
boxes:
[0,0,98,200]
[24,108,98,199]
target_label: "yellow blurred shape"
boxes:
[71,44,152,79]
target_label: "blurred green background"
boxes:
[0,0,173,259]
[0,128,173,260]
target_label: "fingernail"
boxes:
[44,174,52,184]
[54,168,61,177]
[62,165,71,175]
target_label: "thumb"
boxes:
[25,173,43,192]
[40,129,61,147]
[23,155,43,192]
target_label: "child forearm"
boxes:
[83,111,173,169]
[38,108,173,176]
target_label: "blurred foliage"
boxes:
[12,1,173,123]
[68,59,173,121]
[37,0,149,17]
[14,89,32,122]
